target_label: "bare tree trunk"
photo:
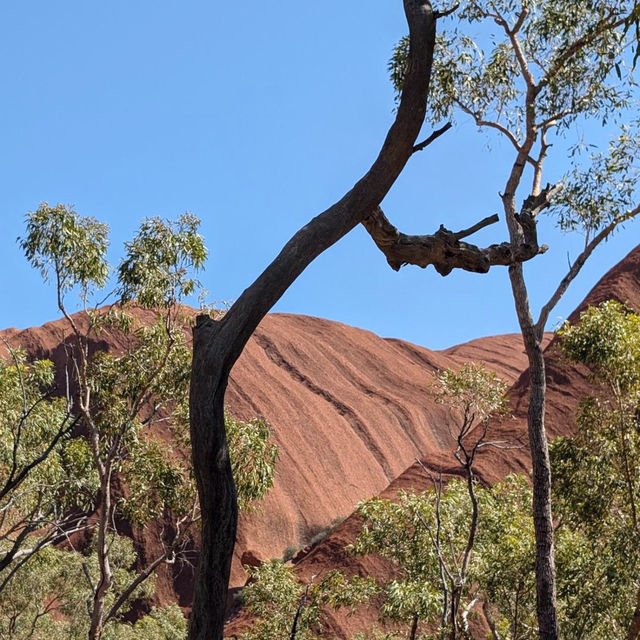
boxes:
[410,612,420,640]
[188,358,235,640]
[508,264,557,640]
[88,472,113,640]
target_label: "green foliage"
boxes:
[3,205,278,639]
[559,299,640,390]
[226,414,279,512]
[471,302,640,637]
[351,481,478,636]
[0,350,97,584]
[0,539,188,640]
[20,202,109,301]
[0,545,79,640]
[553,300,640,634]
[118,213,207,308]
[435,362,509,424]
[104,605,187,640]
[475,475,537,639]
[238,560,375,640]
[554,125,640,234]
[391,0,639,243]
[351,464,640,639]
[418,0,635,131]
[350,630,406,640]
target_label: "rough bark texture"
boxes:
[508,274,558,640]
[362,205,546,275]
[507,189,563,640]
[502,139,560,638]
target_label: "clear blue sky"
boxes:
[1,2,638,349]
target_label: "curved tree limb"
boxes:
[362,182,559,276]
[362,206,544,276]
[188,3,440,639]
[535,202,640,339]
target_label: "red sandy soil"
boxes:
[2,244,638,635]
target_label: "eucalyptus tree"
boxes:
[238,560,375,640]
[556,301,640,639]
[350,364,508,640]
[389,1,640,636]
[434,363,508,636]
[0,348,93,592]
[18,205,277,640]
[0,537,188,640]
[186,2,552,637]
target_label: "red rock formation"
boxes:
[2,243,638,637]
[0,315,539,613]
[227,243,640,638]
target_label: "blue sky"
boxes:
[1,2,638,350]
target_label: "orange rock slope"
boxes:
[0,303,542,611]
[1,243,638,632]
[227,245,640,638]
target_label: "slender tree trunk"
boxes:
[88,472,113,640]
[628,585,640,640]
[508,264,558,640]
[410,612,420,640]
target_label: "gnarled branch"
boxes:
[361,185,554,276]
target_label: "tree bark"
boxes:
[187,3,546,638]
[410,612,420,640]
[502,136,559,638]
[507,263,558,640]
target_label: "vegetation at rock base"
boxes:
[235,559,375,640]
[334,304,640,640]
[0,205,278,639]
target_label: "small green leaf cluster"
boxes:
[0,351,97,559]
[237,559,375,640]
[421,0,634,130]
[104,605,187,640]
[226,414,279,512]
[351,481,478,636]
[558,299,640,390]
[20,202,109,300]
[435,362,509,423]
[554,125,640,234]
[118,213,207,308]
